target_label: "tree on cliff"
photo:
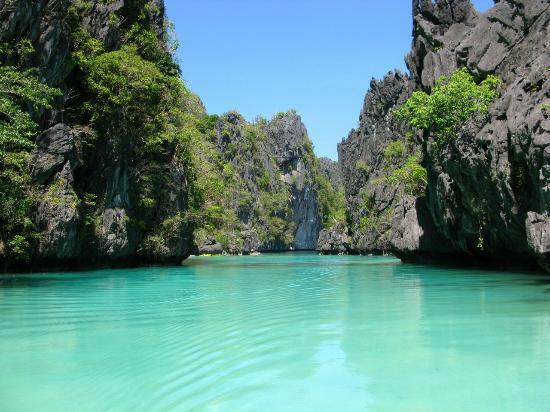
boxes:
[395,68,501,152]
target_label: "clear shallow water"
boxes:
[1,254,550,412]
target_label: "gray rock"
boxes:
[1,0,197,269]
[318,157,344,191]
[34,162,80,260]
[30,124,80,184]
[240,229,261,254]
[197,237,223,255]
[340,0,550,271]
[96,208,132,259]
[390,196,454,258]
[525,212,550,271]
[338,71,412,253]
[316,225,351,255]
[204,111,324,254]
[267,113,323,250]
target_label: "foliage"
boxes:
[357,191,394,242]
[378,136,428,197]
[0,39,35,68]
[316,173,346,229]
[80,45,176,126]
[275,109,297,119]
[355,159,368,172]
[386,153,427,197]
[383,140,406,163]
[64,5,207,257]
[0,66,60,156]
[258,189,293,246]
[395,68,501,151]
[124,23,180,76]
[189,112,312,250]
[80,45,191,215]
[141,213,187,260]
[0,58,60,261]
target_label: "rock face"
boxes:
[316,224,351,255]
[338,71,413,253]
[267,113,323,250]
[0,1,333,268]
[0,0,125,88]
[194,111,326,254]
[525,212,550,271]
[339,0,550,271]
[6,0,546,272]
[198,237,223,255]
[31,125,82,260]
[0,0,196,269]
[318,157,344,191]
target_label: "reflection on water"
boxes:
[0,254,549,411]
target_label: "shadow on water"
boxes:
[0,276,61,288]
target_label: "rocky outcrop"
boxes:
[194,111,327,254]
[267,113,323,250]
[0,0,127,90]
[0,0,196,270]
[34,162,80,260]
[406,0,549,269]
[390,196,455,261]
[319,157,344,191]
[525,212,550,271]
[316,224,351,255]
[197,237,223,255]
[7,0,546,272]
[340,0,550,271]
[338,71,412,253]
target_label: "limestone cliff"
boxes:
[193,111,332,254]
[0,0,196,269]
[339,0,550,271]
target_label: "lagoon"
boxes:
[1,254,549,411]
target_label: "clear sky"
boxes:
[166,0,495,160]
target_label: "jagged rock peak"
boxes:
[412,0,478,26]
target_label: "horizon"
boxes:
[167,0,495,160]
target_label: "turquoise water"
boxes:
[1,254,550,411]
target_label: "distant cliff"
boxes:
[339,0,550,271]
[193,111,344,255]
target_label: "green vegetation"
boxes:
[64,2,209,258]
[355,159,368,172]
[0,1,348,261]
[395,68,501,151]
[191,113,297,251]
[300,135,347,230]
[355,189,394,246]
[375,137,428,198]
[189,110,347,251]
[0,43,61,261]
[317,173,346,229]
[354,68,500,241]
[386,153,427,197]
[383,140,406,163]
[354,135,426,242]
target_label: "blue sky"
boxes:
[166,0,495,159]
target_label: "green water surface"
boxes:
[1,254,549,411]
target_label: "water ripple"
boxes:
[1,254,550,411]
